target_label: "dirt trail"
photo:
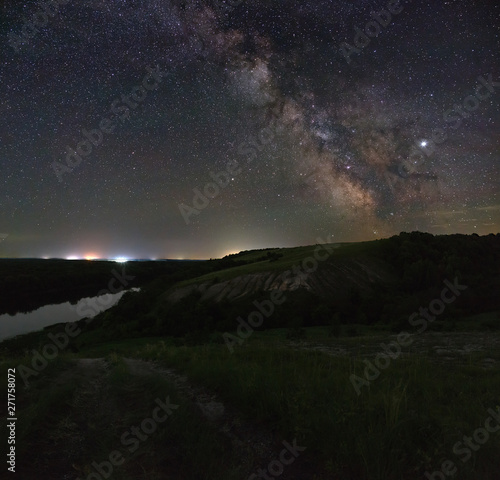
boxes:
[17,356,316,479]
[17,358,113,479]
[122,357,282,476]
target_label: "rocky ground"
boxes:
[289,331,500,369]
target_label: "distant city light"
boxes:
[113,257,129,263]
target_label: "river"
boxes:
[0,288,138,341]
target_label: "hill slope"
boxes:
[43,231,500,344]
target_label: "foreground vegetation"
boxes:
[2,326,500,479]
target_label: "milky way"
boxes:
[0,0,499,258]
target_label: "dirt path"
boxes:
[15,358,113,479]
[122,357,319,478]
[122,357,282,476]
[15,356,313,479]
[16,331,500,479]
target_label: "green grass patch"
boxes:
[173,243,342,288]
[127,342,500,480]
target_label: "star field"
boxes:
[0,0,499,259]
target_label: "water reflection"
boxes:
[0,288,138,341]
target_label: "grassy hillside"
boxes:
[51,232,500,346]
[176,240,383,287]
[2,328,500,479]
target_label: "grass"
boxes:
[127,340,500,479]
[2,353,244,480]
[172,243,343,287]
[2,326,500,479]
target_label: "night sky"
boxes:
[0,0,499,259]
